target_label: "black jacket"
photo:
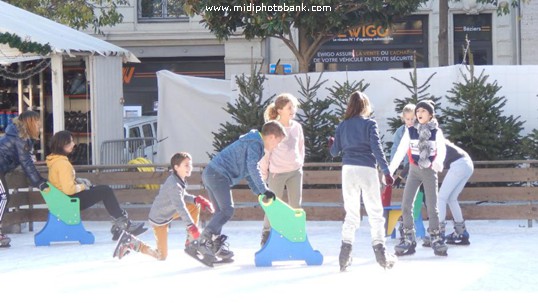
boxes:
[0,123,46,187]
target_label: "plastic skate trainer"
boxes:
[254,195,323,267]
[34,183,95,246]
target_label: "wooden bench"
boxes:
[1,160,537,232]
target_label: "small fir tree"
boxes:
[441,47,526,160]
[295,73,335,162]
[522,129,538,160]
[210,64,274,157]
[388,52,441,134]
[326,78,370,120]
[386,52,441,154]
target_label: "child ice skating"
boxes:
[113,152,215,265]
[390,103,416,187]
[389,100,448,256]
[329,91,397,271]
[437,140,473,245]
[195,120,286,264]
[259,93,305,246]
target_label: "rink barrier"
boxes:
[2,160,538,232]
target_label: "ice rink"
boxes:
[2,219,537,302]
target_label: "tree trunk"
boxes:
[298,28,311,73]
[298,56,309,73]
[438,0,449,66]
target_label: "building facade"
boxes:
[97,0,538,113]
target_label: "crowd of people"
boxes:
[0,91,473,270]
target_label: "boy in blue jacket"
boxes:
[194,120,286,263]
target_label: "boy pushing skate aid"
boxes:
[254,194,323,267]
[195,121,286,266]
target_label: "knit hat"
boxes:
[415,100,435,116]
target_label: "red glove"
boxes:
[328,136,335,149]
[384,174,394,187]
[187,224,200,241]
[195,195,215,213]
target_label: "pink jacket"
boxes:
[259,120,305,180]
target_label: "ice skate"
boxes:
[111,212,147,241]
[429,229,448,256]
[0,233,11,248]
[373,243,397,270]
[212,234,234,263]
[184,238,217,267]
[339,241,352,272]
[446,221,470,245]
[422,221,446,247]
[394,228,416,256]
[423,222,446,247]
[113,230,142,259]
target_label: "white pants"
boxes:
[341,165,385,246]
[438,157,474,223]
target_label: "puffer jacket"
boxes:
[0,123,46,187]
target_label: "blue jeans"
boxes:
[202,165,234,236]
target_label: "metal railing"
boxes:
[100,137,158,165]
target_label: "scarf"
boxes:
[417,119,438,169]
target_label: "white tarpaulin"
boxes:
[157,65,538,164]
[258,65,538,138]
[156,70,232,164]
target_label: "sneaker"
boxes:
[339,241,353,272]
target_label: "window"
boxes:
[138,0,187,21]
[453,14,492,65]
[142,124,154,146]
[129,127,141,138]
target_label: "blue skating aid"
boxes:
[254,195,323,267]
[34,213,95,246]
[34,183,94,246]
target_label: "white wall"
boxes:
[89,56,125,165]
[158,65,538,164]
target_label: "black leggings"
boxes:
[71,185,124,219]
[0,174,9,223]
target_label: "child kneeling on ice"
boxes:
[113,152,214,261]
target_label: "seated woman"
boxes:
[46,130,146,240]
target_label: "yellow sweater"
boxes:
[46,154,86,195]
